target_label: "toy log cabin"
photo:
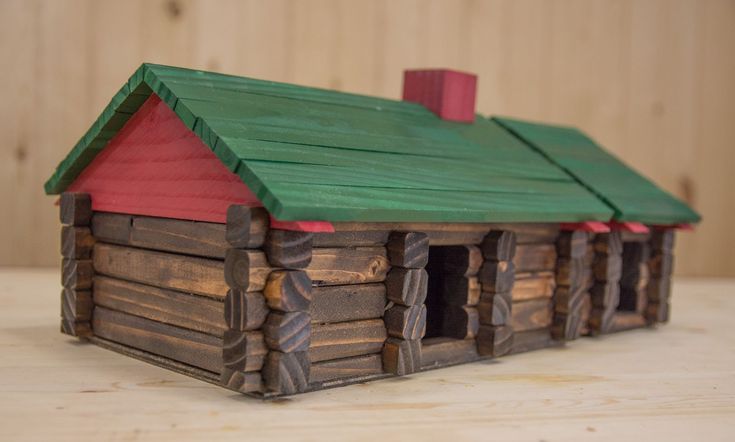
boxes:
[46,64,699,397]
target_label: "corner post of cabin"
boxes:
[476,230,516,357]
[258,224,313,395]
[589,231,623,334]
[382,232,429,375]
[646,229,675,324]
[221,205,270,394]
[552,230,591,340]
[59,192,94,339]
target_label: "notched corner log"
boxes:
[556,231,589,258]
[481,230,517,261]
[220,368,262,394]
[61,258,93,290]
[264,230,313,269]
[382,337,421,375]
[477,291,511,326]
[385,267,428,306]
[224,290,268,331]
[442,305,479,339]
[61,225,96,259]
[222,330,267,372]
[262,311,311,353]
[264,270,312,312]
[59,192,91,226]
[384,304,426,340]
[478,260,515,294]
[225,205,268,249]
[386,231,429,268]
[263,351,310,395]
[477,325,512,357]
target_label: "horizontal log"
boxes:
[309,319,387,362]
[556,231,589,259]
[61,258,93,290]
[512,271,555,301]
[385,268,428,306]
[92,307,223,373]
[264,230,313,269]
[420,337,479,370]
[510,328,556,354]
[479,260,515,294]
[513,243,557,272]
[264,270,312,312]
[224,289,268,331]
[310,284,386,323]
[313,230,390,247]
[486,223,560,244]
[220,369,262,394]
[130,216,229,259]
[309,354,383,383]
[476,325,512,357]
[331,222,491,246]
[382,337,421,375]
[262,311,311,353]
[511,298,553,332]
[307,247,390,286]
[556,257,591,288]
[92,212,231,258]
[387,231,429,268]
[61,226,95,259]
[384,305,426,340]
[481,230,517,261]
[92,276,227,337]
[222,329,268,372]
[263,351,310,395]
[94,243,229,298]
[620,231,651,243]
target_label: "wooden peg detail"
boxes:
[478,260,515,293]
[224,289,268,331]
[386,231,429,268]
[382,337,421,375]
[59,192,91,226]
[225,205,268,249]
[264,270,312,312]
[385,268,428,306]
[60,226,95,259]
[263,351,310,395]
[61,258,93,290]
[481,230,517,261]
[384,304,426,340]
[222,330,267,372]
[442,305,479,339]
[262,311,311,353]
[220,368,262,393]
[264,230,313,269]
[477,325,513,357]
[477,291,512,326]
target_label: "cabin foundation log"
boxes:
[477,230,516,357]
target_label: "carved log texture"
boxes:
[386,231,429,268]
[264,230,313,269]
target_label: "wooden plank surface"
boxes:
[1,269,734,440]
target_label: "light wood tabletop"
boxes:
[1,268,733,441]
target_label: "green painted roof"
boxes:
[44,63,694,225]
[494,117,700,225]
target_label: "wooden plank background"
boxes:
[1,0,733,276]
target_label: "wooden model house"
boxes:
[46,64,699,397]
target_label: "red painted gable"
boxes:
[68,95,260,223]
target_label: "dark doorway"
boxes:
[618,241,650,312]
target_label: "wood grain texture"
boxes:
[555,231,589,259]
[59,192,91,226]
[60,287,92,338]
[481,230,517,261]
[477,291,512,326]
[312,230,390,247]
[225,205,268,249]
[91,212,132,244]
[420,337,479,370]
[437,245,483,276]
[513,243,557,272]
[224,289,268,332]
[220,368,262,394]
[60,226,95,259]
[223,248,271,292]
[310,284,386,324]
[382,337,421,376]
[309,319,387,363]
[95,243,229,298]
[130,216,229,259]
[477,324,513,357]
[441,275,481,306]
[556,257,590,287]
[513,271,556,301]
[385,267,428,306]
[264,230,313,269]
[93,276,227,336]
[264,270,312,312]
[221,329,267,372]
[384,304,426,340]
[61,258,93,290]
[263,350,310,395]
[92,306,223,373]
[309,354,383,383]
[333,222,491,246]
[489,223,560,244]
[386,231,429,268]
[510,328,557,354]
[262,311,311,353]
[510,299,553,332]
[307,247,390,286]
[478,260,515,294]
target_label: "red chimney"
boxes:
[402,69,477,123]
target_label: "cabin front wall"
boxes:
[57,193,675,397]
